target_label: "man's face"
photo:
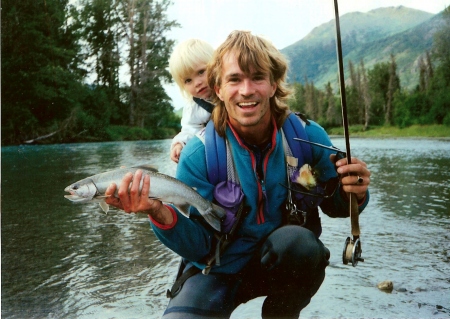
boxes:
[215,52,277,134]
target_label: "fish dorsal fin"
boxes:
[132,164,159,172]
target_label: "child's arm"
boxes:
[170,143,183,163]
[170,101,211,162]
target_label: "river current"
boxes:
[1,138,449,318]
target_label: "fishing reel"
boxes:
[342,236,364,267]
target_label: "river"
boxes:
[1,138,449,319]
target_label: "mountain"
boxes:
[281,6,442,90]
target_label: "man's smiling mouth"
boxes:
[238,102,257,108]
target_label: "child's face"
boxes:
[183,63,211,100]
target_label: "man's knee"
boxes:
[260,225,329,278]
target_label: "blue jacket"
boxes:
[151,118,369,274]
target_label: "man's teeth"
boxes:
[238,102,257,107]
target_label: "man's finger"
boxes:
[105,183,117,197]
[141,174,150,199]
[118,172,133,208]
[130,170,143,197]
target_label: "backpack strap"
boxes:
[205,120,227,185]
[166,261,200,298]
[193,97,214,113]
[282,112,312,164]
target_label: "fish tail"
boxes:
[197,205,224,232]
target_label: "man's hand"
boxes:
[330,154,371,201]
[104,169,174,224]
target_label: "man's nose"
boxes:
[239,79,255,96]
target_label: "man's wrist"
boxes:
[147,205,176,229]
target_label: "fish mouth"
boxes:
[64,194,90,203]
[64,186,96,203]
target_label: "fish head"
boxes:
[64,180,98,203]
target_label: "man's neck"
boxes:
[241,129,272,147]
[229,117,274,147]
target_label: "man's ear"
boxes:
[215,85,224,101]
[270,83,277,98]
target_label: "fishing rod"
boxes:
[293,138,346,155]
[333,0,364,267]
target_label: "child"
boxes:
[169,39,215,163]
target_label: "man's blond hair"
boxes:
[207,31,292,136]
[169,39,214,99]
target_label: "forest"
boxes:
[2,1,450,145]
[2,0,180,145]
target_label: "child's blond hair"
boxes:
[169,39,214,99]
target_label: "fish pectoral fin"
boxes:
[174,204,190,217]
[99,201,110,214]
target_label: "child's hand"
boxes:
[170,143,183,163]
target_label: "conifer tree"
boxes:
[1,0,85,144]
[385,54,400,125]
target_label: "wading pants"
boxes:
[162,225,330,319]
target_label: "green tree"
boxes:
[368,62,390,125]
[118,0,178,128]
[304,78,319,120]
[428,6,450,125]
[346,59,363,125]
[324,82,340,127]
[393,91,430,127]
[288,82,306,113]
[79,0,121,91]
[2,0,86,144]
[385,54,400,125]
[359,60,371,129]
[432,6,450,87]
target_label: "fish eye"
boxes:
[73,185,79,190]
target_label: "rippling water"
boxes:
[2,138,449,319]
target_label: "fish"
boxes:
[64,165,226,232]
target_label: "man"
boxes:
[105,30,371,318]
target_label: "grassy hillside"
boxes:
[282,6,438,90]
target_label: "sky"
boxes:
[163,0,449,109]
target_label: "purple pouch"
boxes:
[213,181,244,233]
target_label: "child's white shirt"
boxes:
[171,99,212,150]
